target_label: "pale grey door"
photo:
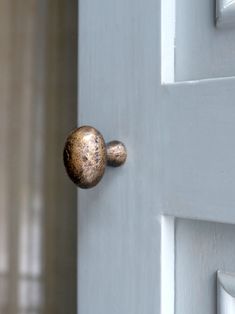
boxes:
[77,0,235,313]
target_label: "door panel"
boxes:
[175,218,235,314]
[175,0,235,81]
[163,0,235,82]
[78,0,235,313]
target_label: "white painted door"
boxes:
[77,0,235,313]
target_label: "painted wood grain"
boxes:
[78,0,235,313]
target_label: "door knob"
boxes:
[63,126,127,189]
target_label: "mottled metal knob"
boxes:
[63,126,127,189]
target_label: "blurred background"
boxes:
[0,1,77,313]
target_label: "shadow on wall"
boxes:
[0,1,77,313]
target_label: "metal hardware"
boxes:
[63,126,127,189]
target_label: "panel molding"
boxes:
[161,216,175,314]
[216,0,235,27]
[161,0,175,83]
[217,270,235,314]
[162,217,235,314]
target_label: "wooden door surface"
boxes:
[77,0,235,313]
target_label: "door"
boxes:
[76,0,235,313]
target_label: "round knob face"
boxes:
[63,126,107,189]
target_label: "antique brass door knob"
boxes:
[63,126,127,189]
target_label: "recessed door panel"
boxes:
[162,0,235,82]
[162,216,235,314]
[176,218,235,314]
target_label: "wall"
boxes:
[0,1,77,313]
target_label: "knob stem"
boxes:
[106,141,127,167]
